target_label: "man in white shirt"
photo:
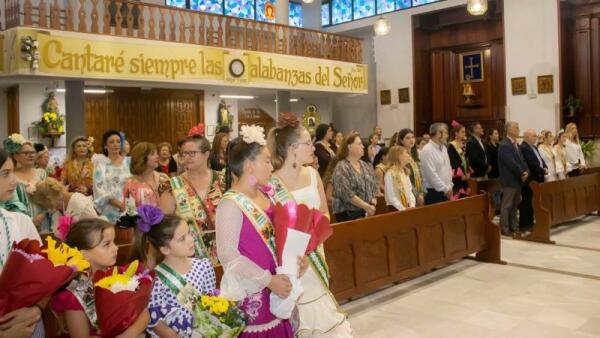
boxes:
[420,123,453,205]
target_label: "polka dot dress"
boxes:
[148,258,217,338]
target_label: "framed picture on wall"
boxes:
[398,88,410,103]
[459,50,484,83]
[511,77,526,95]
[380,90,391,105]
[538,75,553,94]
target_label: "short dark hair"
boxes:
[469,122,482,134]
[101,129,122,156]
[315,124,330,142]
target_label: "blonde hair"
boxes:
[31,177,66,209]
[69,136,92,160]
[565,123,580,144]
[130,142,157,175]
[157,142,172,153]
[386,145,409,169]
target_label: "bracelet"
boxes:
[33,303,44,314]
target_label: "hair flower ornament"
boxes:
[278,112,299,128]
[3,133,27,154]
[136,205,164,233]
[240,125,266,146]
[188,123,206,137]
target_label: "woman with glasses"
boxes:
[159,130,225,266]
[93,129,131,223]
[2,134,51,232]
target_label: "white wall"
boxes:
[204,92,240,142]
[504,0,561,133]
[327,0,562,136]
[18,80,67,148]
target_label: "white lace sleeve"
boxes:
[216,199,272,297]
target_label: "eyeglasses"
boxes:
[294,141,313,147]
[180,151,204,158]
[18,151,36,156]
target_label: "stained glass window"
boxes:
[377,0,395,14]
[225,0,255,19]
[321,3,330,26]
[396,0,411,9]
[332,0,352,24]
[412,0,439,6]
[256,0,275,22]
[353,0,376,19]
[190,0,224,14]
[166,0,187,9]
[289,2,303,27]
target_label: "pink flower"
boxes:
[260,183,275,198]
[56,214,76,241]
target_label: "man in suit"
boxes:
[466,122,490,178]
[498,121,529,236]
[519,129,548,230]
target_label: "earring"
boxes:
[248,175,257,187]
[293,153,297,169]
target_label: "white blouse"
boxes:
[384,169,416,211]
[538,145,557,182]
[0,209,41,271]
[564,139,586,172]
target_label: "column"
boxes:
[275,0,289,25]
[276,90,291,117]
[65,80,86,143]
[302,1,322,30]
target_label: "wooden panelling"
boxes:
[5,86,19,135]
[85,88,203,150]
[413,9,505,134]
[325,194,502,301]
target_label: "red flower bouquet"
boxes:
[0,237,88,317]
[92,260,154,337]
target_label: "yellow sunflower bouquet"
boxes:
[192,290,247,338]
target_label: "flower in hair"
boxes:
[188,123,205,137]
[240,125,266,146]
[451,120,461,128]
[56,214,77,241]
[3,133,27,154]
[278,112,299,128]
[87,136,95,153]
[136,205,164,233]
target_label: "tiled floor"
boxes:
[343,216,600,337]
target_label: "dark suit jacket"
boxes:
[520,142,547,183]
[498,138,529,188]
[466,136,488,177]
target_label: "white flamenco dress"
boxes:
[290,167,353,338]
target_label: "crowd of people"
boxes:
[0,113,589,337]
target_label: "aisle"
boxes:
[344,218,600,338]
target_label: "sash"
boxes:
[269,175,331,288]
[222,190,277,261]
[388,168,409,208]
[154,262,199,312]
[408,159,424,194]
[66,276,98,330]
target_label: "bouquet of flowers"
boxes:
[0,236,89,316]
[269,201,333,318]
[93,260,154,337]
[191,290,247,338]
[35,111,65,134]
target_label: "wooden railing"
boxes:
[2,0,363,63]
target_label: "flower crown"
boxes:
[240,125,266,146]
[3,133,27,154]
[188,123,205,137]
[277,112,299,128]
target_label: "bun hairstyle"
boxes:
[226,125,267,189]
[450,120,465,139]
[267,112,303,171]
[101,129,123,156]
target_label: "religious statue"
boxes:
[217,100,233,129]
[462,76,475,104]
[42,91,59,113]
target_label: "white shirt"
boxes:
[564,139,586,172]
[66,192,103,220]
[0,209,42,271]
[384,170,416,211]
[420,141,453,193]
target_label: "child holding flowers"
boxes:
[51,219,150,337]
[129,205,217,338]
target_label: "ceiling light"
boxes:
[302,0,314,3]
[220,95,255,99]
[373,16,391,36]
[467,0,488,16]
[84,88,113,94]
[55,88,66,93]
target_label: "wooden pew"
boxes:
[324,194,502,301]
[468,178,502,219]
[525,172,600,244]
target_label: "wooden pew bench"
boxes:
[468,178,502,219]
[526,172,600,244]
[324,194,502,302]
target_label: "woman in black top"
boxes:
[485,128,500,179]
[314,124,336,177]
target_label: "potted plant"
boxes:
[581,139,595,162]
[564,95,581,118]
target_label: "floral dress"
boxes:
[93,158,131,223]
[167,171,225,265]
[147,258,216,338]
[122,173,170,208]
[61,158,94,196]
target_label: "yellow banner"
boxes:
[8,29,367,93]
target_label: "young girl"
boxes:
[216,125,298,337]
[51,219,149,337]
[131,206,217,338]
[384,146,416,211]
